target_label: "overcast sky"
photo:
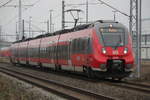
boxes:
[0,0,150,41]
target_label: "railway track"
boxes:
[0,65,114,100]
[0,62,150,99]
[105,80,150,94]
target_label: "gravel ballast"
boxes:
[0,72,66,100]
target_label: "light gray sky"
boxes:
[0,0,150,41]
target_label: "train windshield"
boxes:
[99,28,125,47]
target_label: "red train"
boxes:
[0,47,11,57]
[9,20,135,79]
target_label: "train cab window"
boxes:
[99,28,127,47]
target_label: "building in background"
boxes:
[141,18,150,60]
[0,40,12,50]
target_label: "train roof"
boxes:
[13,23,92,43]
[13,20,120,44]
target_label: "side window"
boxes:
[74,39,76,53]
[58,45,60,59]
[31,47,35,57]
[29,47,31,57]
[82,38,87,53]
[78,38,82,53]
[71,40,74,53]
[62,45,64,59]
[53,46,56,59]
[71,39,74,54]
[68,41,71,59]
[52,46,54,59]
[75,39,78,53]
[77,39,81,53]
[45,47,47,58]
[87,38,92,53]
[66,45,68,60]
[60,45,62,59]
[65,45,67,59]
[80,39,84,53]
[49,46,51,59]
[64,45,66,59]
[43,47,46,58]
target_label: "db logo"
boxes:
[113,50,118,55]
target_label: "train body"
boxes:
[0,47,11,63]
[0,47,11,57]
[9,20,135,79]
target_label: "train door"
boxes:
[70,38,75,66]
[54,35,61,67]
[85,38,91,66]
[10,44,17,64]
[25,41,29,65]
[17,43,20,63]
[68,38,72,66]
[38,38,42,66]
[82,38,88,65]
[55,36,60,65]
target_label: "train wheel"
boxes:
[118,78,123,81]
[39,63,43,69]
[111,77,122,82]
[10,57,16,65]
[55,64,61,71]
[85,67,94,78]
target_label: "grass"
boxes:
[0,74,63,100]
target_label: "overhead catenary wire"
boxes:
[96,0,130,17]
[0,0,13,8]
[2,0,42,26]
[24,20,46,32]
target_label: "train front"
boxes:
[91,21,135,79]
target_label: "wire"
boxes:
[97,0,130,17]
[0,0,13,8]
[3,0,42,26]
[53,13,61,19]
[28,0,41,8]
[24,20,46,32]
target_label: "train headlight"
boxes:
[124,48,128,54]
[102,48,106,54]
